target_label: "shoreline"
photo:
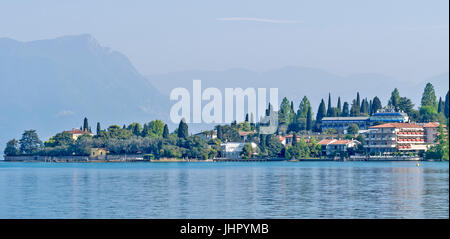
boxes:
[2,155,446,163]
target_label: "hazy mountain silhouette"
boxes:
[147,67,449,112]
[0,34,169,154]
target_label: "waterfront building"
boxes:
[238,131,255,142]
[369,108,409,124]
[90,148,108,159]
[65,128,94,140]
[318,139,360,156]
[320,108,410,133]
[277,134,304,146]
[220,142,258,159]
[194,130,217,142]
[364,123,428,154]
[421,122,446,143]
[321,117,370,132]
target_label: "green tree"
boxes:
[350,99,360,116]
[83,117,89,132]
[371,96,382,114]
[127,122,143,136]
[342,102,350,116]
[360,98,369,115]
[141,123,149,137]
[421,83,437,109]
[177,119,189,139]
[356,92,361,109]
[445,91,449,118]
[19,130,43,155]
[347,124,359,135]
[163,124,169,138]
[297,96,311,119]
[398,97,415,115]
[419,106,438,122]
[279,97,294,125]
[4,139,20,156]
[306,107,313,131]
[241,143,254,159]
[316,99,326,122]
[388,88,401,109]
[425,125,449,160]
[438,97,444,114]
[45,131,74,147]
[327,93,333,117]
[96,122,101,135]
[337,97,342,114]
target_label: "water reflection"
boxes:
[0,162,448,218]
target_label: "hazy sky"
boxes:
[0,0,448,82]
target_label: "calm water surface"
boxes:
[0,161,448,218]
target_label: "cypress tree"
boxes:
[356,92,361,109]
[371,96,382,114]
[316,99,326,122]
[163,124,169,138]
[342,102,349,117]
[292,133,297,146]
[445,91,449,118]
[96,122,101,135]
[327,93,332,117]
[217,126,223,140]
[177,119,188,139]
[438,97,444,113]
[306,107,312,131]
[350,99,360,116]
[259,134,266,152]
[83,117,89,132]
[337,97,342,112]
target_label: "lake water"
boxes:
[0,161,448,219]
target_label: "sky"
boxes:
[0,0,448,83]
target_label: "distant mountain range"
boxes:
[146,68,449,110]
[0,34,448,158]
[0,34,169,155]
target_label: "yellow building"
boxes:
[66,128,94,140]
[90,148,108,158]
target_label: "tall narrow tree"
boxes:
[337,97,342,112]
[177,119,189,139]
[356,92,361,109]
[445,91,449,118]
[342,102,350,117]
[83,117,89,132]
[438,97,444,113]
[163,124,169,138]
[96,122,101,135]
[306,107,312,131]
[316,99,326,122]
[327,93,332,117]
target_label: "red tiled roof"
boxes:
[329,140,355,145]
[369,123,423,129]
[423,122,442,128]
[318,139,335,145]
[66,128,92,134]
[238,131,254,136]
